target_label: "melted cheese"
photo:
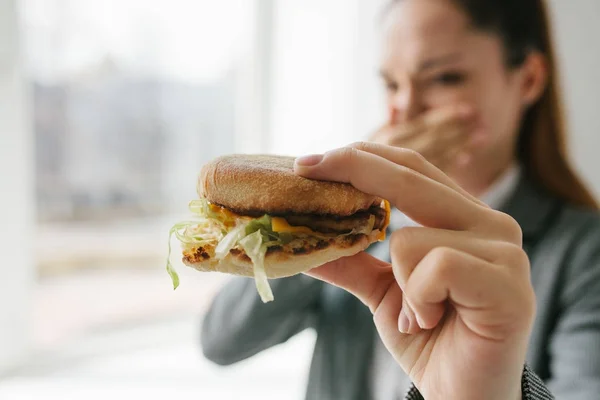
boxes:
[208,203,243,227]
[271,217,317,235]
[208,203,236,219]
[378,200,391,241]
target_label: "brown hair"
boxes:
[387,0,598,208]
[516,1,597,209]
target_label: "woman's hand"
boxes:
[294,143,535,400]
[370,105,482,170]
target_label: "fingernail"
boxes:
[295,154,323,167]
[416,314,426,330]
[398,309,410,334]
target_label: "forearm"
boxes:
[201,274,322,364]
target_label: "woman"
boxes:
[201,0,600,398]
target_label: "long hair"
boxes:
[386,0,598,208]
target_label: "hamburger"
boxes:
[166,154,390,302]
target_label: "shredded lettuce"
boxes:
[239,230,274,303]
[245,215,272,236]
[165,202,226,290]
[172,221,219,245]
[215,223,248,259]
[166,259,180,290]
[245,215,293,244]
[189,199,218,218]
[166,224,185,290]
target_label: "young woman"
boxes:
[201,0,600,398]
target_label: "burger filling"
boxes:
[167,198,390,302]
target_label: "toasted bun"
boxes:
[185,230,380,278]
[199,154,382,216]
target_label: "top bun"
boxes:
[198,154,382,216]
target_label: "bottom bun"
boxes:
[184,230,381,279]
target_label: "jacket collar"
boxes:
[499,175,562,241]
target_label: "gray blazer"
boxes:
[201,177,600,399]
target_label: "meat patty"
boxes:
[183,233,367,265]
[282,205,387,234]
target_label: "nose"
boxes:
[389,85,424,124]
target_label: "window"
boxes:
[1,1,314,399]
[1,1,391,398]
[24,0,256,221]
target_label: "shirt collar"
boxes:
[479,164,522,210]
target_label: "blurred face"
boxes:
[381,0,533,186]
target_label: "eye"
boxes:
[432,72,466,86]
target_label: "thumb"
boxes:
[306,251,394,312]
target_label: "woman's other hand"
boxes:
[370,105,484,171]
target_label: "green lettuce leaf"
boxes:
[239,230,274,303]
[165,217,223,290]
[245,214,272,236]
[166,224,185,290]
[215,223,248,259]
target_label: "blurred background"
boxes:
[0,0,599,399]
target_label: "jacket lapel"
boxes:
[499,176,561,244]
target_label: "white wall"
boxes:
[548,0,600,198]
[268,0,354,156]
[353,0,388,141]
[234,0,274,155]
[268,0,386,156]
[268,0,374,155]
[0,0,35,372]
